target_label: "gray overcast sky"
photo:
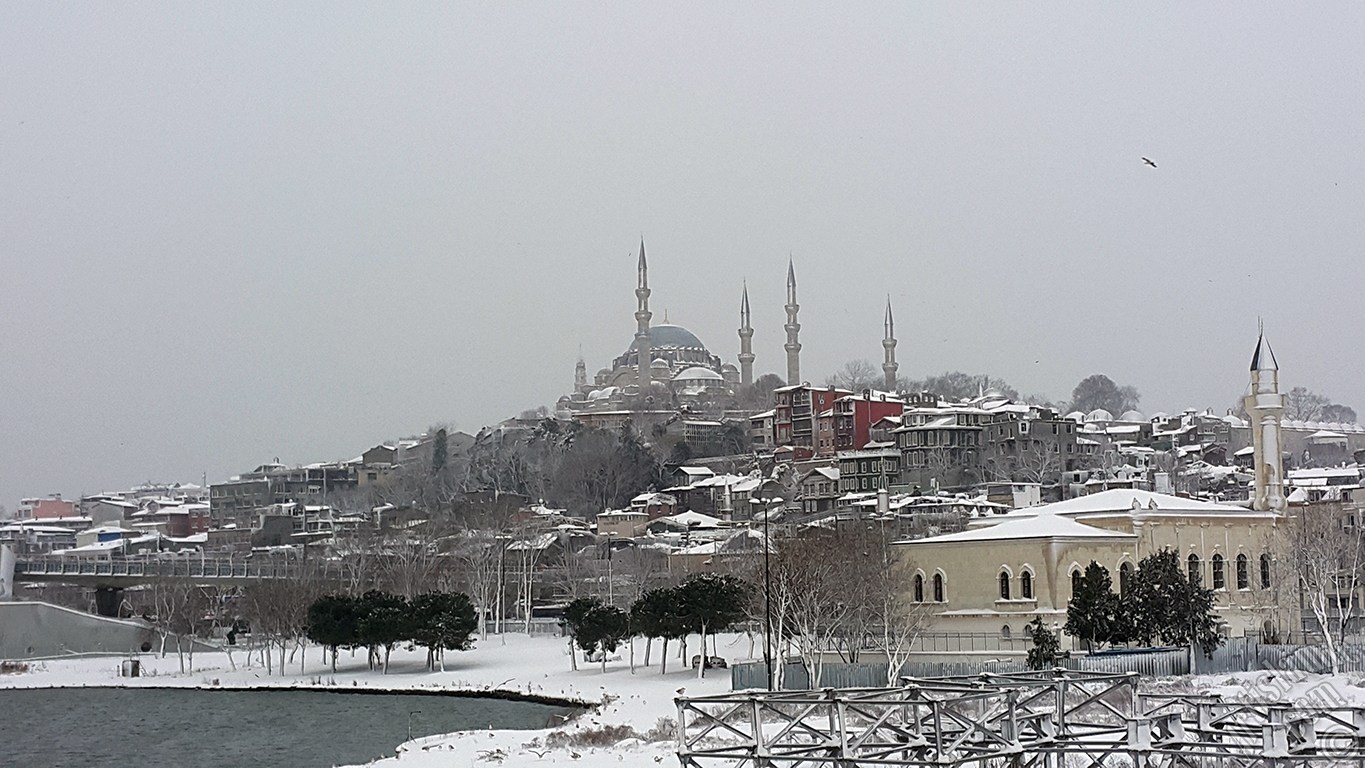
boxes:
[3,3,1363,505]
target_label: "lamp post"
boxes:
[408,709,422,742]
[751,496,779,691]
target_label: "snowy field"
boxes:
[8,635,1365,768]
[0,631,749,767]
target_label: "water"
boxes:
[0,687,580,767]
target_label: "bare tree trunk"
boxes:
[660,638,668,675]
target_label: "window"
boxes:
[1001,625,1012,640]
[1071,569,1082,594]
[1188,554,1201,586]
[1260,554,1272,590]
[914,574,924,603]
[933,573,944,602]
[1212,554,1225,590]
[1236,554,1249,590]
[1119,562,1132,595]
[1020,571,1033,599]
[999,571,1011,600]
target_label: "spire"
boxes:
[882,295,898,391]
[634,239,652,395]
[574,347,587,392]
[1250,321,1278,371]
[1244,323,1286,513]
[784,257,802,386]
[637,238,647,289]
[738,281,755,387]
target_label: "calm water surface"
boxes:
[1,687,579,768]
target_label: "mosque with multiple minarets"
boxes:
[556,240,900,419]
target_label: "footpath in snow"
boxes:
[0,630,750,768]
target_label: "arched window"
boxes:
[1071,569,1082,594]
[933,573,945,603]
[1020,571,1034,600]
[1212,554,1225,590]
[1260,554,1272,590]
[1119,562,1133,595]
[1188,554,1201,586]
[1236,554,1249,590]
[999,571,1012,600]
[914,573,924,603]
[1001,624,1012,640]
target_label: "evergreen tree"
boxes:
[431,428,448,475]
[409,592,478,671]
[1025,618,1061,670]
[630,586,690,674]
[1129,549,1222,656]
[357,590,410,673]
[1064,561,1129,650]
[306,594,361,673]
[675,573,749,678]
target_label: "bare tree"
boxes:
[825,360,879,393]
[1291,502,1365,674]
[150,578,208,673]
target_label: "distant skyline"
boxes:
[3,4,1364,505]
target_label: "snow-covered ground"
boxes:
[10,634,1365,768]
[0,631,749,767]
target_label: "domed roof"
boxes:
[630,324,707,350]
[1119,410,1145,422]
[650,358,671,369]
[1085,408,1114,423]
[674,366,723,381]
[1064,411,1086,422]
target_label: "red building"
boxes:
[833,392,906,452]
[20,497,77,520]
[773,385,851,453]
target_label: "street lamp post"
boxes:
[408,709,422,742]
[752,496,779,691]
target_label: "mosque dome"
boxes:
[1119,410,1145,423]
[629,324,707,351]
[674,366,724,381]
[1085,408,1114,423]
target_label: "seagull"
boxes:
[1141,157,1157,168]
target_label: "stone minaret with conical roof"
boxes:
[784,259,802,385]
[634,240,652,394]
[737,282,755,387]
[882,297,898,391]
[1243,327,1287,513]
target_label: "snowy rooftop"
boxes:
[1002,489,1260,520]
[902,509,1133,545]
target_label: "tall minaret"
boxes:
[737,282,755,387]
[634,239,652,394]
[784,258,802,385]
[882,296,898,392]
[574,349,587,392]
[1243,327,1287,513]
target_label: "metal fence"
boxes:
[730,638,1365,690]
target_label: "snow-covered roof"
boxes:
[1308,430,1349,440]
[1085,408,1114,423]
[902,510,1133,545]
[1015,489,1254,517]
[658,510,724,528]
[673,366,723,381]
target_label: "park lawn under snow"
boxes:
[0,630,750,767]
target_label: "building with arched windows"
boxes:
[896,489,1289,645]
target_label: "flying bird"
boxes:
[1142,157,1157,168]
